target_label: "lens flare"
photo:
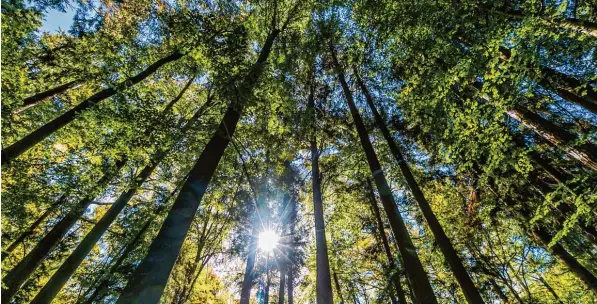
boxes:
[258,230,279,252]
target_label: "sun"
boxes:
[258,229,280,253]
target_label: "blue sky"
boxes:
[40,7,76,33]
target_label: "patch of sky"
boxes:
[37,5,77,33]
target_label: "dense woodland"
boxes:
[1,0,597,303]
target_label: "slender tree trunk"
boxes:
[1,160,125,303]
[287,270,294,304]
[287,212,296,304]
[531,224,597,293]
[163,76,196,114]
[330,45,437,304]
[355,71,484,303]
[30,156,165,303]
[537,276,564,304]
[309,76,335,304]
[333,271,345,304]
[507,106,597,171]
[15,80,83,113]
[2,194,67,259]
[115,29,280,304]
[366,180,408,304]
[494,183,597,293]
[1,51,183,166]
[491,8,597,37]
[82,189,176,304]
[264,264,271,304]
[4,78,200,303]
[488,279,509,303]
[279,268,286,304]
[498,47,597,115]
[240,223,259,304]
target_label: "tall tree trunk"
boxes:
[330,45,437,304]
[30,90,208,304]
[355,71,485,303]
[30,157,163,303]
[1,160,125,303]
[366,180,407,304]
[531,223,597,293]
[82,189,176,304]
[16,80,83,113]
[537,276,564,304]
[115,29,280,304]
[309,75,335,304]
[490,8,597,37]
[2,194,67,259]
[264,264,271,304]
[333,271,345,304]
[240,221,259,304]
[488,279,509,303]
[1,51,184,166]
[493,181,597,293]
[279,268,286,304]
[498,47,597,115]
[507,106,597,171]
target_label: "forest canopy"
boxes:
[1,0,596,303]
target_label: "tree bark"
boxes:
[488,279,509,303]
[333,271,345,304]
[366,180,407,304]
[507,106,597,171]
[494,183,597,293]
[30,158,162,304]
[2,194,67,259]
[29,83,207,304]
[83,207,161,304]
[115,29,280,304]
[330,45,437,304]
[491,8,597,37]
[1,51,184,166]
[498,47,597,115]
[537,276,564,304]
[279,268,286,304]
[355,70,485,303]
[1,160,125,303]
[309,74,335,304]
[240,223,259,304]
[16,80,83,113]
[531,223,597,293]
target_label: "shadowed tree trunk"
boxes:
[2,194,67,259]
[507,106,597,171]
[2,76,200,302]
[330,44,437,304]
[491,180,597,293]
[490,7,597,37]
[82,186,181,304]
[279,267,286,304]
[29,100,208,304]
[1,51,184,166]
[240,214,261,304]
[355,70,484,303]
[537,276,564,304]
[333,271,345,304]
[531,223,597,293]
[309,73,335,304]
[16,80,83,113]
[488,279,509,303]
[498,46,597,115]
[1,160,125,303]
[83,216,155,304]
[366,180,407,304]
[115,28,280,304]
